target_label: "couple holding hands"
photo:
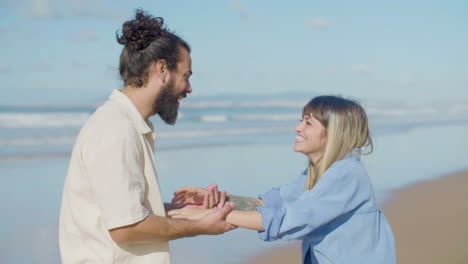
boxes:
[59,9,395,264]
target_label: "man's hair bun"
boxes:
[116,9,190,88]
[116,9,168,51]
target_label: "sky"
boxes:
[0,0,467,105]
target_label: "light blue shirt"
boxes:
[257,153,396,264]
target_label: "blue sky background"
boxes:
[0,0,467,105]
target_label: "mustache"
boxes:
[178,92,187,99]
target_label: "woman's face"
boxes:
[294,113,327,163]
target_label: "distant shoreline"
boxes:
[243,168,468,264]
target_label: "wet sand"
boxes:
[244,169,468,264]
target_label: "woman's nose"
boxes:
[295,122,303,132]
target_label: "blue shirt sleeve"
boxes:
[258,169,307,209]
[258,158,372,241]
[258,188,283,208]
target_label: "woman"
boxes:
[169,95,396,264]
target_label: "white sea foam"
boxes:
[1,101,468,148]
[0,136,77,146]
[232,114,298,121]
[183,100,305,108]
[0,112,90,128]
[366,102,468,119]
[199,115,229,122]
[159,126,290,138]
[196,114,298,123]
[0,126,290,146]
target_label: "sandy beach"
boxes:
[244,169,468,264]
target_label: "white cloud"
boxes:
[395,77,415,86]
[0,0,15,7]
[327,65,338,73]
[70,29,98,41]
[15,0,124,20]
[30,0,57,17]
[71,59,91,68]
[19,0,61,19]
[69,0,125,20]
[229,0,248,19]
[351,64,371,74]
[305,17,330,30]
[0,24,19,32]
[31,61,52,71]
[0,63,11,73]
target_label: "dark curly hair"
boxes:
[116,9,191,87]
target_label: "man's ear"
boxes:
[154,59,168,83]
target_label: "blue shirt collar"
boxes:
[346,148,361,161]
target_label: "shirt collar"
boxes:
[346,148,361,161]
[109,89,154,135]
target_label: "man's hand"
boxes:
[172,184,227,208]
[109,202,237,244]
[195,202,238,235]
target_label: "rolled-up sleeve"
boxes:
[257,171,305,241]
[257,188,285,241]
[259,188,283,208]
[257,206,286,241]
[258,160,369,241]
[82,129,149,230]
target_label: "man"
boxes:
[59,10,235,263]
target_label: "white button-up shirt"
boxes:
[59,89,170,263]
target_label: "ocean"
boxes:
[1,93,468,263]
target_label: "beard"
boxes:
[153,78,181,125]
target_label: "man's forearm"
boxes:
[227,195,264,210]
[110,214,203,243]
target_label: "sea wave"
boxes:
[0,112,90,128]
[232,114,298,121]
[0,126,291,146]
[0,136,77,146]
[367,102,468,115]
[159,126,290,138]
[194,114,298,123]
[199,115,229,123]
[2,101,468,128]
[182,100,305,108]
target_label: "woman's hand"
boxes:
[168,207,215,221]
[171,184,227,208]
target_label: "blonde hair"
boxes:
[304,96,373,190]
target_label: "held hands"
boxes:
[168,201,238,235]
[169,184,237,234]
[171,184,227,209]
[196,201,237,235]
[168,207,214,221]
